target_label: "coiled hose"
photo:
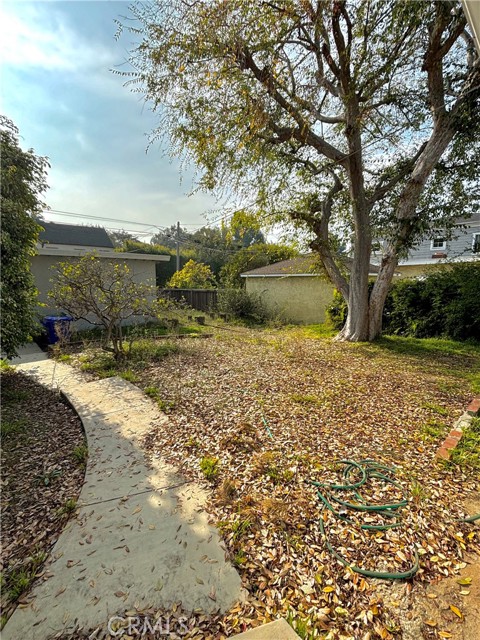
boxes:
[307,459,479,580]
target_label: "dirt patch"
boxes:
[0,368,86,626]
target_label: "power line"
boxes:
[45,209,165,229]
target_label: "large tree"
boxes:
[0,117,47,357]
[118,0,479,340]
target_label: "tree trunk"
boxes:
[367,253,398,341]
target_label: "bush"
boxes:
[326,263,480,341]
[217,288,270,324]
[385,263,480,340]
[326,289,348,330]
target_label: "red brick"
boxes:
[466,398,480,416]
[436,448,451,460]
[449,430,463,440]
[443,437,460,450]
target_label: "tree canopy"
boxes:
[119,0,479,340]
[0,117,47,357]
[167,259,216,289]
[220,242,297,288]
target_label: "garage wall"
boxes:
[31,255,157,330]
[245,275,334,324]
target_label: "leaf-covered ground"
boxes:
[0,368,86,627]
[135,327,480,639]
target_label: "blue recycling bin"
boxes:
[42,316,74,344]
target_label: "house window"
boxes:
[473,233,480,254]
[430,237,446,250]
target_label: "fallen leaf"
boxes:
[449,605,462,619]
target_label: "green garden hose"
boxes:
[309,459,479,579]
[308,459,419,580]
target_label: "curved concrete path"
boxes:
[4,344,243,639]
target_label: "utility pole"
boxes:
[176,221,180,272]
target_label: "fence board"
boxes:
[159,288,217,313]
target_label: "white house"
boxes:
[394,212,480,278]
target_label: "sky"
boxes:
[1,0,220,239]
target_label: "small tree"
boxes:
[167,260,216,289]
[0,117,48,357]
[49,254,166,360]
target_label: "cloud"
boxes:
[0,2,114,72]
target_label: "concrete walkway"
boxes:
[4,344,243,639]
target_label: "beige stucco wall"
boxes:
[245,275,334,324]
[31,255,158,330]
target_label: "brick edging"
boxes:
[435,397,480,461]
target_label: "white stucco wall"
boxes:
[245,275,335,324]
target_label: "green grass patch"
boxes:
[128,339,178,363]
[376,335,480,359]
[450,417,480,470]
[1,388,30,403]
[72,442,88,465]
[55,353,73,363]
[0,418,27,437]
[290,393,321,406]
[421,401,449,416]
[57,498,77,517]
[300,323,337,339]
[420,418,448,442]
[2,550,47,604]
[200,456,220,481]
[119,369,139,383]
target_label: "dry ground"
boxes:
[0,367,86,627]
[135,326,480,639]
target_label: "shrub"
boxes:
[385,263,480,340]
[326,289,347,330]
[217,288,270,324]
[326,263,480,341]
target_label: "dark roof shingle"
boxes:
[39,222,114,248]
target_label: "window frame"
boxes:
[472,232,480,254]
[430,237,447,250]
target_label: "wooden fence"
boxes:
[159,288,218,313]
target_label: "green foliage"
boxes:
[72,443,88,465]
[199,456,220,481]
[217,289,270,324]
[3,550,47,604]
[223,210,265,248]
[450,417,480,470]
[1,418,27,437]
[220,242,297,289]
[0,359,14,373]
[0,117,47,357]
[167,259,216,289]
[57,498,77,516]
[326,289,348,331]
[144,385,160,398]
[327,263,480,341]
[386,263,480,341]
[49,253,170,360]
[119,369,140,383]
[35,468,62,486]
